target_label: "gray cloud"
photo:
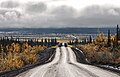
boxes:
[44,6,77,27]
[51,6,76,17]
[0,2,120,28]
[25,2,47,14]
[77,5,120,27]
[0,8,23,28]
[41,5,120,27]
[80,5,120,17]
[0,1,20,8]
[0,9,21,16]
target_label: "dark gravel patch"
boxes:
[71,47,88,64]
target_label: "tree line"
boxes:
[0,36,58,72]
[0,36,58,47]
[69,24,120,48]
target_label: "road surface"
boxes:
[16,46,120,77]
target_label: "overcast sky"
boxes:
[0,0,120,28]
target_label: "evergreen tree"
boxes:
[69,40,72,45]
[51,39,54,46]
[41,38,44,46]
[48,38,50,47]
[75,38,78,46]
[72,39,74,45]
[6,36,9,44]
[44,38,47,46]
[107,29,111,47]
[89,35,92,43]
[84,38,87,44]
[10,36,14,44]
[54,38,57,45]
[30,39,34,46]
[116,24,119,46]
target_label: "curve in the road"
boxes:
[16,47,120,77]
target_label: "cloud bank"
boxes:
[0,0,120,28]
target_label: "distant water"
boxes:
[0,28,116,35]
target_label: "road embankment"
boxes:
[73,47,120,75]
[71,48,88,64]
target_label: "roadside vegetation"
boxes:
[77,37,120,65]
[67,25,120,66]
[0,42,46,72]
[0,37,57,72]
[75,26,120,65]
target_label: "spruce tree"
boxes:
[116,24,119,46]
[48,38,50,47]
[69,40,72,45]
[107,29,111,47]
[75,38,78,46]
[51,39,54,46]
[89,35,92,43]
[44,38,47,46]
[54,38,57,45]
[41,38,44,46]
